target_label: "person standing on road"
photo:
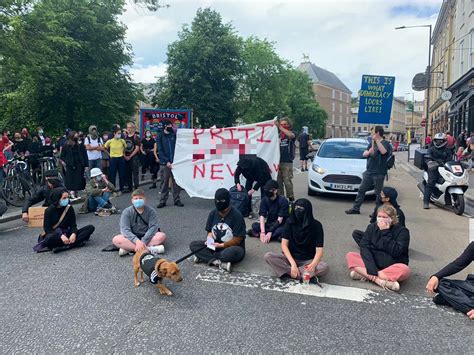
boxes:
[101,132,110,178]
[345,126,391,215]
[423,133,452,209]
[140,129,159,189]
[276,117,296,202]
[60,131,87,200]
[112,189,166,257]
[22,170,63,223]
[85,125,104,171]
[352,186,406,246]
[104,127,126,192]
[264,198,328,281]
[247,180,289,243]
[189,188,246,272]
[157,120,183,208]
[426,242,474,320]
[41,188,95,253]
[346,205,410,292]
[234,155,272,218]
[123,122,141,193]
[298,126,311,171]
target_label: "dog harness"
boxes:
[140,252,162,284]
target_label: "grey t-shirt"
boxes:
[119,205,160,244]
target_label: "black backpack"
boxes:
[229,186,250,217]
[386,148,395,170]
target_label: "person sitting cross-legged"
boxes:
[247,179,289,243]
[426,242,474,320]
[346,204,411,292]
[264,198,328,281]
[79,167,118,215]
[112,189,166,256]
[189,188,246,272]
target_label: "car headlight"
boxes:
[312,164,326,174]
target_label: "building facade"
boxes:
[297,61,352,138]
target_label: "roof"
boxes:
[297,62,352,94]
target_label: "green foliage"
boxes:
[153,8,327,136]
[153,8,243,128]
[0,0,140,134]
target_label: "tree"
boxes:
[0,0,140,133]
[152,8,243,128]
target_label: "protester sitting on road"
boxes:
[79,168,117,215]
[346,205,410,292]
[140,129,159,189]
[41,187,95,253]
[157,120,184,208]
[234,154,272,218]
[22,170,64,223]
[189,188,246,272]
[60,131,87,200]
[247,180,289,243]
[104,127,126,192]
[112,189,166,256]
[426,242,474,320]
[264,198,328,281]
[352,187,406,246]
[85,125,104,171]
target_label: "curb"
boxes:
[0,179,153,224]
[395,154,474,211]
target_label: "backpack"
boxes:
[229,186,250,217]
[86,136,103,146]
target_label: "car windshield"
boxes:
[317,141,367,159]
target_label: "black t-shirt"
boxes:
[299,133,309,149]
[282,219,324,261]
[259,195,289,223]
[140,253,162,284]
[366,140,392,176]
[125,134,141,156]
[141,138,155,151]
[205,207,246,248]
[280,133,296,163]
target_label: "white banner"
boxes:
[173,120,280,199]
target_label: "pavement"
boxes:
[0,166,473,353]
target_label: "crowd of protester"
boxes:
[6,119,471,320]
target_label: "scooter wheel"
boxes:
[452,194,465,216]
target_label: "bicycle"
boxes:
[1,157,37,207]
[29,152,61,186]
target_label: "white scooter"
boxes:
[417,160,469,215]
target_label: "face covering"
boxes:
[115,133,121,139]
[214,188,230,212]
[38,130,43,135]
[294,209,305,221]
[95,176,102,182]
[132,199,145,209]
[59,198,69,207]
[146,132,151,138]
[265,190,274,198]
[165,127,173,134]
[377,217,392,224]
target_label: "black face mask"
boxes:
[215,199,229,212]
[165,127,173,134]
[294,209,305,221]
[265,190,274,198]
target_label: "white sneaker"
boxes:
[192,255,202,264]
[211,259,231,272]
[350,270,367,282]
[118,248,130,257]
[148,245,165,254]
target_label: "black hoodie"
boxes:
[43,188,78,235]
[282,198,324,260]
[234,155,272,191]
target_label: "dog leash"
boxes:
[174,245,207,264]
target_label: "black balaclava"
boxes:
[215,188,230,212]
[264,179,279,199]
[382,187,400,209]
[290,198,314,230]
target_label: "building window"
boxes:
[339,104,342,113]
[332,102,335,112]
[358,127,361,132]
[339,91,342,100]
[470,32,474,69]
[352,117,356,123]
[332,89,335,99]
[459,40,464,76]
[332,113,335,123]
[346,106,349,115]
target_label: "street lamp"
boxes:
[395,24,432,145]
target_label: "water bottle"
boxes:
[302,270,310,288]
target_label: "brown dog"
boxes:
[133,249,183,296]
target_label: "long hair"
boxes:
[66,131,77,146]
[377,204,399,226]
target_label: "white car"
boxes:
[307,138,375,196]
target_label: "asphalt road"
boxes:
[0,171,473,353]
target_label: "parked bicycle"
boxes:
[1,157,37,207]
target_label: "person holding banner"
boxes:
[234,155,272,218]
[157,120,184,208]
[189,188,246,272]
[275,118,296,202]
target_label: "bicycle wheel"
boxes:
[1,174,34,207]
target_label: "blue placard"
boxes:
[357,75,395,124]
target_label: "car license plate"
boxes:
[331,184,354,190]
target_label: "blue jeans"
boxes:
[109,157,125,191]
[88,192,110,211]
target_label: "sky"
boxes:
[121,0,442,101]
